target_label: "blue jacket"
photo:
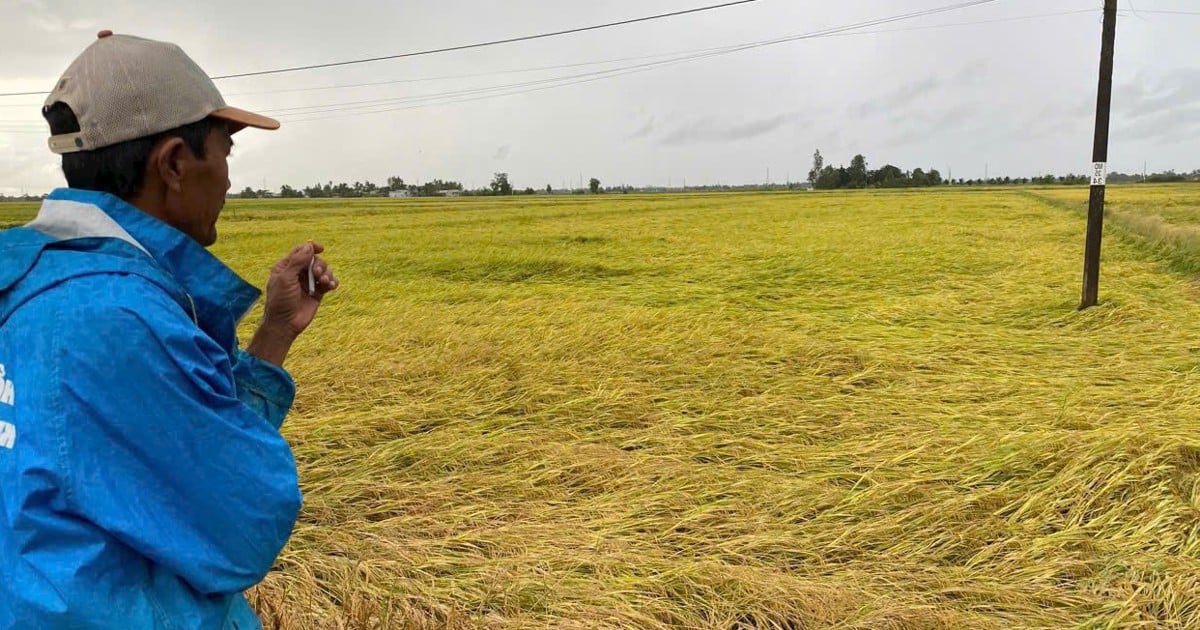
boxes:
[0,189,302,629]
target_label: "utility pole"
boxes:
[1080,0,1118,310]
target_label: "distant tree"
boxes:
[413,179,464,196]
[524,187,535,195]
[927,169,943,187]
[910,168,927,187]
[807,149,824,188]
[279,184,303,198]
[490,172,512,195]
[589,177,601,194]
[239,186,257,199]
[387,176,406,191]
[1146,170,1185,183]
[814,165,842,190]
[847,154,869,188]
[546,184,553,194]
[875,164,905,186]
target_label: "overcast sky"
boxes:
[1,0,1197,195]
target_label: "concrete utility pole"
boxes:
[1080,0,1118,310]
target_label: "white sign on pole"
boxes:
[1091,162,1107,186]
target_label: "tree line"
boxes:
[6,165,1200,204]
[807,150,944,189]
[805,150,1200,189]
[236,173,553,199]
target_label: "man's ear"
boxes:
[152,137,188,193]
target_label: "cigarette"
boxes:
[307,256,317,296]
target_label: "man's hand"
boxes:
[248,241,339,366]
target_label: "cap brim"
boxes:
[211,106,280,133]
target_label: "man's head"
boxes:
[42,31,278,246]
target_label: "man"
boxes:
[0,32,338,629]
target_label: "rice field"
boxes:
[2,186,1199,628]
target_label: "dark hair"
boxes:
[42,102,215,200]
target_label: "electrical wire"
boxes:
[1128,9,1200,16]
[212,0,764,79]
[0,1,1103,127]
[0,0,764,98]
[237,7,1095,102]
[272,0,1008,123]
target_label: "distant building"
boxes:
[437,190,462,197]
[389,189,412,198]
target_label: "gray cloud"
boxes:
[659,114,794,147]
[884,101,980,148]
[1116,68,1200,120]
[628,116,655,140]
[1115,105,1200,144]
[851,76,940,119]
[493,144,511,160]
[950,60,988,85]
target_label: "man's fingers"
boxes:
[305,256,339,296]
[278,241,325,273]
[319,270,338,289]
[319,268,339,290]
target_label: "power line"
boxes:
[0,1,1095,111]
[0,46,737,109]
[0,0,763,99]
[6,1,1110,132]
[0,2,1091,129]
[271,0,1006,123]
[0,2,1177,102]
[210,0,764,80]
[1124,9,1200,16]
[0,0,1008,126]
[224,49,733,97]
[0,89,46,98]
[237,6,1093,101]
[824,7,1098,36]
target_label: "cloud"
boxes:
[659,113,794,147]
[883,100,983,148]
[1116,68,1200,120]
[851,76,940,119]
[628,116,655,140]
[1115,105,1200,144]
[950,60,988,85]
[492,144,511,160]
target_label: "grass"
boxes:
[4,188,1200,628]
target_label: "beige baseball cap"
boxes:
[45,30,279,155]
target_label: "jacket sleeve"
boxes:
[231,349,295,430]
[44,275,302,596]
